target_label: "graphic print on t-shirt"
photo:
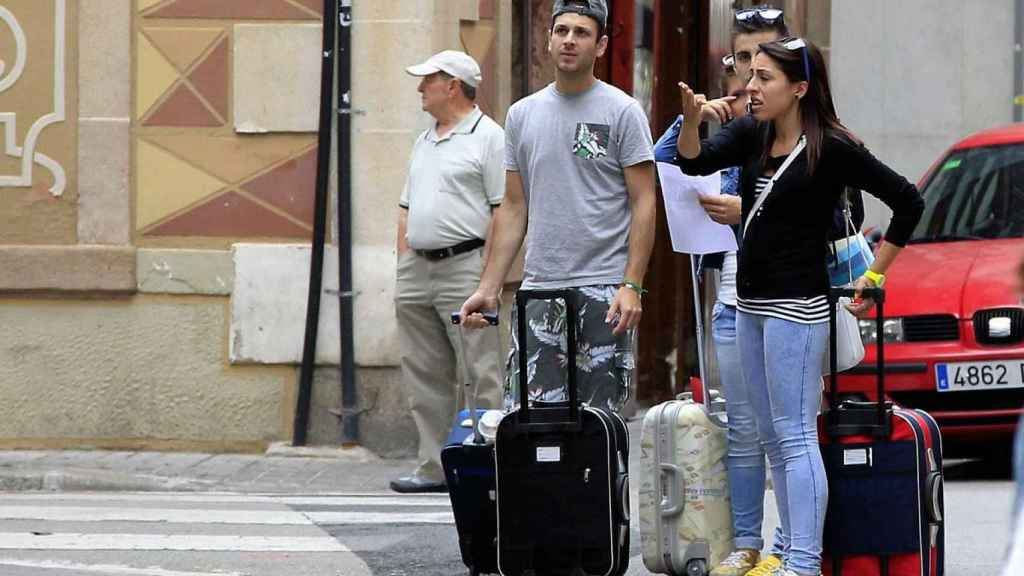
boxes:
[572,123,610,159]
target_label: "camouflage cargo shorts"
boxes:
[505,285,636,414]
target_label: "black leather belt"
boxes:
[414,238,485,261]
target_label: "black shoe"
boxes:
[389,475,448,494]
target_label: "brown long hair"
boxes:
[756,37,860,176]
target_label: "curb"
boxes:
[0,468,216,493]
[264,442,380,462]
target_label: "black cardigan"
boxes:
[674,116,924,301]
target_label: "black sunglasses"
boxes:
[779,36,811,85]
[734,7,784,25]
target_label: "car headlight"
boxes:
[882,319,905,343]
[859,319,877,344]
[859,319,905,344]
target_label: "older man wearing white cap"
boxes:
[391,50,505,493]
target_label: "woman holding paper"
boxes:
[674,38,924,576]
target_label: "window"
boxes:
[910,144,1024,242]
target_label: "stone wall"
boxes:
[0,0,515,454]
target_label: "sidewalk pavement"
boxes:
[0,417,646,493]
[0,445,415,493]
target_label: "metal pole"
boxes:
[690,255,707,385]
[337,0,359,446]
[294,0,340,446]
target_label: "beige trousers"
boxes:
[395,248,504,482]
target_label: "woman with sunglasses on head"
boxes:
[658,10,857,576]
[656,10,792,576]
[674,38,924,576]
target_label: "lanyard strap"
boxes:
[743,135,807,237]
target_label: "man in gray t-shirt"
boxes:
[460,0,655,412]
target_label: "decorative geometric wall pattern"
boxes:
[137,28,227,126]
[142,0,320,21]
[134,0,321,244]
[0,0,79,245]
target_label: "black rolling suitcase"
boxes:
[442,311,501,576]
[821,287,946,576]
[495,289,630,576]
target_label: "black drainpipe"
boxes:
[294,0,340,447]
[336,0,359,446]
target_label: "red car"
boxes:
[842,124,1024,457]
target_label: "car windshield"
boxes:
[909,143,1024,243]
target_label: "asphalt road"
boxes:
[0,456,1012,575]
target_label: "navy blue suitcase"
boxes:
[447,409,490,446]
[442,312,500,576]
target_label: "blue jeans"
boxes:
[736,310,829,575]
[712,303,786,556]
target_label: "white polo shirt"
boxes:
[400,107,505,250]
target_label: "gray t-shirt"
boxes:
[505,81,654,289]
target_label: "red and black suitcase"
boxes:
[821,286,945,576]
[495,289,630,576]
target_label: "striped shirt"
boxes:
[738,175,830,324]
[738,295,830,324]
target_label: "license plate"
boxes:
[936,360,1024,392]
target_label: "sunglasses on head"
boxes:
[780,36,811,85]
[735,7,784,25]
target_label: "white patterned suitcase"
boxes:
[639,393,733,576]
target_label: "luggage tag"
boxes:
[536,445,562,463]
[842,446,872,467]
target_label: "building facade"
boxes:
[0,0,513,456]
[2,0,1015,456]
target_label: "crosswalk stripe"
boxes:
[0,493,452,507]
[280,496,451,507]
[0,493,282,504]
[0,558,247,575]
[0,533,349,552]
[307,511,454,524]
[0,506,313,525]
[0,492,455,530]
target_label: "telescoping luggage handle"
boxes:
[826,286,891,437]
[450,311,500,445]
[515,289,582,432]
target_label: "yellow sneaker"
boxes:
[709,549,760,576]
[745,554,784,576]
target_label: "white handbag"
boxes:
[823,194,866,375]
[741,136,865,375]
[825,296,865,374]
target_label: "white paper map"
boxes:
[657,162,739,255]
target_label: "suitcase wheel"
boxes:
[686,559,708,576]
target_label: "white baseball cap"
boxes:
[405,50,483,88]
